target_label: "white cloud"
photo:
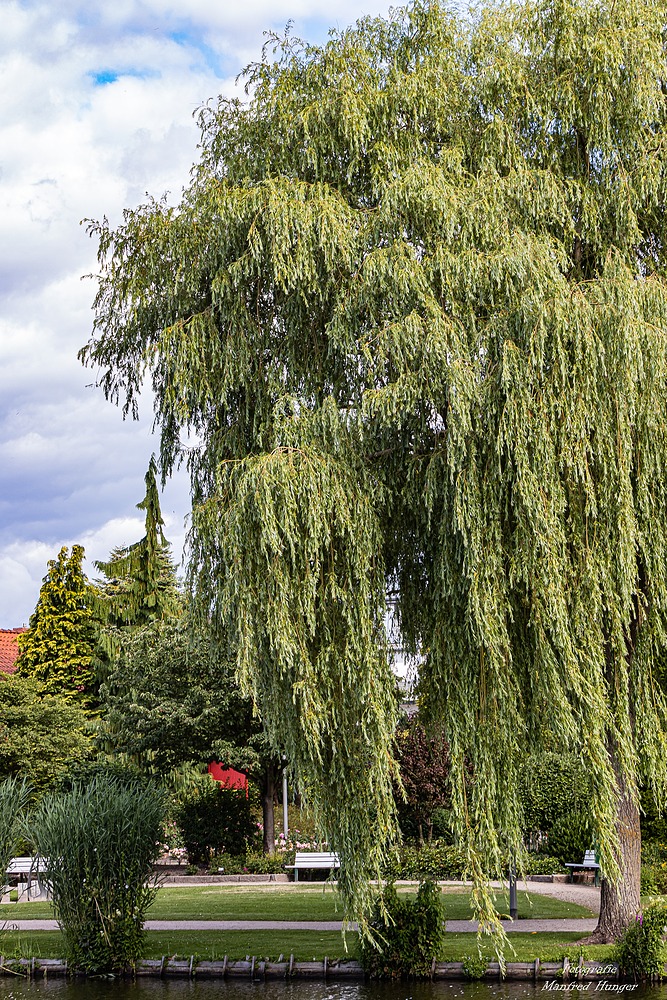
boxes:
[0,0,397,625]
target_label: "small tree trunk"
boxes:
[262,762,277,855]
[586,763,641,943]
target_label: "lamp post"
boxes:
[282,757,289,839]
[509,861,518,920]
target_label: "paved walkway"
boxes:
[4,917,597,933]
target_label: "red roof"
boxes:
[0,629,27,674]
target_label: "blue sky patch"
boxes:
[169,29,232,78]
[91,70,118,85]
[90,68,160,86]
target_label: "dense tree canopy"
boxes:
[99,607,283,853]
[394,716,452,846]
[0,675,92,789]
[100,608,259,770]
[81,0,667,940]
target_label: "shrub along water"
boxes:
[30,774,165,973]
[360,880,444,978]
[613,902,667,980]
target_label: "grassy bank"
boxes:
[0,928,614,963]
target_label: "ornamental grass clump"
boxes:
[31,775,165,973]
[0,776,31,875]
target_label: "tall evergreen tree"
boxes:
[80,0,667,941]
[16,546,97,702]
[95,457,180,626]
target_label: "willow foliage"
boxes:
[82,0,667,939]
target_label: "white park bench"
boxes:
[286,851,340,882]
[2,857,51,902]
[565,850,600,887]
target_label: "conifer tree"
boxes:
[80,0,667,941]
[16,546,97,702]
[95,457,179,626]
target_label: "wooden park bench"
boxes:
[2,857,51,902]
[286,851,340,882]
[565,850,600,887]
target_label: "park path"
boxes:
[3,918,597,932]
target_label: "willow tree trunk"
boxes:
[589,763,641,942]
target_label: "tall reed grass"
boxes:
[0,777,30,870]
[0,776,31,907]
[31,774,165,972]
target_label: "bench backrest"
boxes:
[6,857,45,875]
[583,850,597,865]
[293,852,339,864]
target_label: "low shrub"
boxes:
[244,848,293,874]
[383,842,468,880]
[360,880,444,978]
[382,842,566,881]
[641,842,667,896]
[522,854,568,876]
[30,775,165,974]
[206,849,294,875]
[176,777,255,863]
[614,903,667,980]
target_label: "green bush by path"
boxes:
[177,777,256,864]
[382,842,567,880]
[613,902,667,979]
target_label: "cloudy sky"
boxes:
[0,0,397,626]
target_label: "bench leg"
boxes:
[294,869,298,883]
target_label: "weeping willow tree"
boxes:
[81,0,667,943]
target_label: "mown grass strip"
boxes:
[0,929,615,964]
[0,886,594,922]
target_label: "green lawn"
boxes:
[0,885,594,922]
[0,928,613,964]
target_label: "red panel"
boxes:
[208,762,248,791]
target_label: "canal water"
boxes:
[1,982,667,1000]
